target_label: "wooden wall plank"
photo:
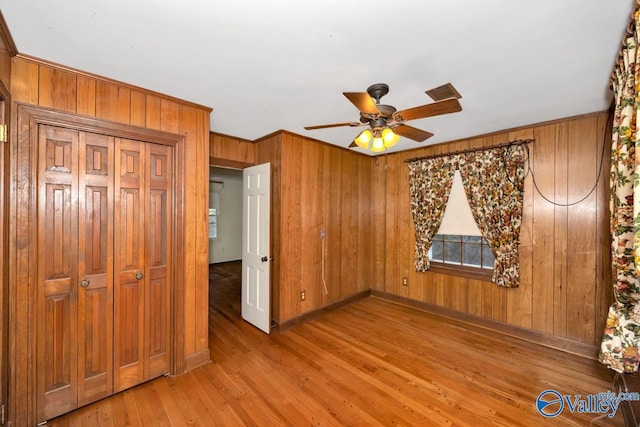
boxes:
[530,125,556,335]
[340,151,358,298]
[38,66,76,113]
[95,82,131,123]
[553,122,569,338]
[76,76,96,117]
[371,158,386,291]
[357,155,371,293]
[11,57,38,104]
[327,147,343,303]
[566,117,598,344]
[280,134,302,321]
[130,91,147,128]
[300,141,322,310]
[145,96,162,131]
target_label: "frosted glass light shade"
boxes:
[382,128,400,148]
[371,137,385,153]
[354,129,373,148]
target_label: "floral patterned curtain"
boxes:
[408,156,456,271]
[457,146,526,288]
[599,11,640,374]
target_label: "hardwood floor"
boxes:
[47,261,626,426]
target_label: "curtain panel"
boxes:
[408,156,456,271]
[599,11,640,374]
[407,145,526,287]
[457,145,526,288]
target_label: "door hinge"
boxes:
[0,124,7,143]
[1,404,6,425]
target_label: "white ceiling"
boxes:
[0,1,634,154]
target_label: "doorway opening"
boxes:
[208,166,243,318]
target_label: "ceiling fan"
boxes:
[304,83,463,153]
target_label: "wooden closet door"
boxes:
[36,126,80,421]
[77,133,114,406]
[113,138,147,392]
[113,139,172,391]
[145,143,172,379]
[36,126,116,421]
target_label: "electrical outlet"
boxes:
[301,290,306,301]
[402,277,408,286]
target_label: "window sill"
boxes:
[427,262,494,282]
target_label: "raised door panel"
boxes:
[145,144,172,379]
[113,138,146,393]
[77,133,114,406]
[36,126,79,422]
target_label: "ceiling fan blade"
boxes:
[343,92,380,115]
[425,82,462,101]
[304,122,360,130]
[396,97,462,121]
[393,124,434,142]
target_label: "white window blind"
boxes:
[437,170,482,236]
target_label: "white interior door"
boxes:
[242,163,271,333]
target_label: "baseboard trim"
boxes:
[183,349,211,372]
[371,290,600,360]
[277,290,371,333]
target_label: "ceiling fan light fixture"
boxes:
[371,136,385,153]
[381,127,400,148]
[354,129,373,149]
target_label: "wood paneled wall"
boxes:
[372,112,612,351]
[8,55,212,375]
[210,132,255,166]
[255,132,372,324]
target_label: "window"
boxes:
[430,234,494,268]
[428,170,494,279]
[209,191,220,239]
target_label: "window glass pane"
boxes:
[463,235,482,243]
[483,245,495,268]
[431,240,443,261]
[444,241,461,264]
[463,243,481,267]
[443,234,462,242]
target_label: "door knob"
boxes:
[135,272,144,280]
[261,256,268,262]
[80,279,90,288]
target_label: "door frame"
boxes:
[0,80,9,426]
[8,104,186,425]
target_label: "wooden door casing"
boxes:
[12,105,186,426]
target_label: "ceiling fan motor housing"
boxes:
[367,83,389,103]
